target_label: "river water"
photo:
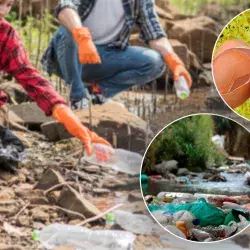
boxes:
[149,172,250,196]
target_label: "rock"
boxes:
[208,173,227,182]
[14,188,45,204]
[203,172,213,179]
[92,188,110,195]
[33,221,46,230]
[0,187,15,201]
[68,219,82,226]
[235,163,250,169]
[13,131,32,148]
[168,16,218,62]
[29,196,49,205]
[0,170,16,182]
[0,244,25,250]
[102,178,127,189]
[52,247,76,250]
[31,207,50,223]
[169,39,190,69]
[58,186,101,218]
[41,102,151,153]
[16,216,30,227]
[0,82,30,103]
[155,160,178,175]
[47,191,61,204]
[205,87,229,110]
[0,205,17,216]
[35,169,65,190]
[198,70,214,86]
[155,5,173,20]
[128,192,143,202]
[10,102,53,128]
[82,165,100,174]
[60,161,75,169]
[155,0,179,16]
[162,172,176,180]
[177,168,189,176]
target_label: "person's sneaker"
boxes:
[71,97,89,110]
[88,82,107,105]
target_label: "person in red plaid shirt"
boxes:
[0,0,111,155]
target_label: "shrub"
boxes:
[143,115,226,173]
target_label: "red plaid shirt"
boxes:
[0,18,66,116]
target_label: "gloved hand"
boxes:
[52,104,111,155]
[164,53,192,88]
[72,27,101,64]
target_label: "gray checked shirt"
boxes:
[41,0,166,75]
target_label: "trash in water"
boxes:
[146,192,250,242]
[83,143,142,175]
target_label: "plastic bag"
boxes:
[164,198,226,227]
[0,126,25,172]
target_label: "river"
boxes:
[148,172,250,196]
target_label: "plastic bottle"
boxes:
[38,223,136,250]
[83,143,142,175]
[105,212,116,226]
[174,76,190,100]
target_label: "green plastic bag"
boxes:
[141,174,149,195]
[148,204,171,212]
[164,198,226,227]
[224,209,250,225]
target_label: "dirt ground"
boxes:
[1,86,250,249]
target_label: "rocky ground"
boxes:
[0,132,249,249]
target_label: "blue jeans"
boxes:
[52,26,166,101]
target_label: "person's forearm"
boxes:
[149,37,174,56]
[58,8,82,32]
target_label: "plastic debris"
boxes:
[83,143,142,175]
[0,125,25,172]
[39,223,136,250]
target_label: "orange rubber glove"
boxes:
[52,104,111,155]
[164,53,192,88]
[72,27,101,64]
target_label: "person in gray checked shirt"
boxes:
[42,0,192,109]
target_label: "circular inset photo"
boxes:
[212,9,250,120]
[141,114,250,243]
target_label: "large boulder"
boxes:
[155,160,178,175]
[177,168,189,176]
[0,82,30,104]
[10,102,53,128]
[58,186,100,219]
[168,16,219,62]
[41,102,152,154]
[169,39,190,69]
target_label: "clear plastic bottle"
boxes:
[83,143,142,175]
[174,76,190,100]
[38,223,136,250]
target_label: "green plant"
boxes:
[143,115,226,173]
[169,0,247,15]
[9,10,57,69]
